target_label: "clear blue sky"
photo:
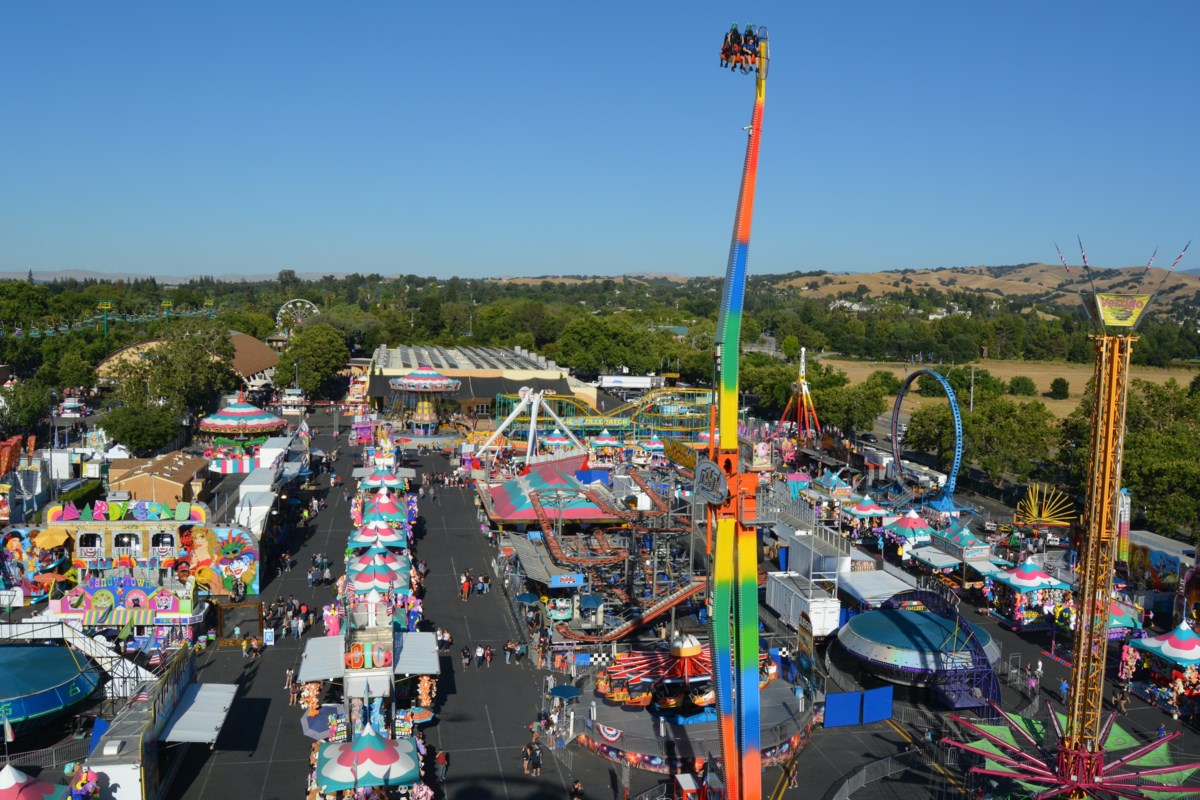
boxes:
[3,2,1196,279]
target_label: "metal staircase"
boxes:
[887,580,1000,714]
[555,578,706,642]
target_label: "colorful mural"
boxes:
[1129,542,1181,592]
[0,527,67,604]
[51,576,201,649]
[45,500,207,525]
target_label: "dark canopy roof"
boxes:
[367,375,573,400]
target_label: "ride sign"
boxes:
[663,438,697,471]
[695,459,729,505]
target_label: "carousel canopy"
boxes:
[349,547,407,574]
[388,365,461,394]
[848,494,885,517]
[347,560,410,594]
[198,402,285,434]
[542,429,570,446]
[643,437,665,451]
[1131,622,1200,668]
[993,561,1069,593]
[315,724,422,791]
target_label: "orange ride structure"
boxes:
[777,346,820,443]
[709,24,769,800]
[946,244,1200,799]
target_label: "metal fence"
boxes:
[4,738,90,770]
[821,751,921,800]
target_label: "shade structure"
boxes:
[360,470,405,491]
[32,528,70,549]
[0,644,102,732]
[315,724,422,791]
[348,560,410,595]
[0,764,68,800]
[300,704,346,740]
[363,494,406,522]
[549,685,582,701]
[884,510,934,539]
[993,561,1069,593]
[542,429,570,447]
[848,495,886,518]
[388,365,461,394]
[643,437,665,452]
[349,548,406,575]
[198,401,285,435]
[837,609,1001,675]
[1107,600,1142,631]
[591,429,621,448]
[515,593,539,605]
[348,523,408,549]
[1131,622,1200,668]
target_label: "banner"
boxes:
[1094,294,1150,328]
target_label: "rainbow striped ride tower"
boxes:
[709,23,769,800]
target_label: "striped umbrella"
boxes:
[198,402,286,435]
[884,510,934,537]
[643,437,665,452]
[360,470,405,490]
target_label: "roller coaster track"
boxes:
[529,490,628,566]
[496,387,713,432]
[554,577,707,643]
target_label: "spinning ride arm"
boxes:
[711,27,769,800]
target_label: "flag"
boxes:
[3,714,14,743]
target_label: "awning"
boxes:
[299,635,346,683]
[503,535,551,585]
[344,670,393,698]
[393,632,440,676]
[160,683,238,744]
[909,547,960,571]
[80,607,159,626]
[968,559,1005,576]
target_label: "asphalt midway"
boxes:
[163,424,1200,800]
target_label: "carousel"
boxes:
[388,365,461,439]
[198,400,286,474]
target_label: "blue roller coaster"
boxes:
[890,368,963,503]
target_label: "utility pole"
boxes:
[969,365,976,413]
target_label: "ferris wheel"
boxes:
[276,298,320,329]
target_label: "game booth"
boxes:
[1123,622,1200,718]
[984,561,1070,631]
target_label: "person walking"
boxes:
[484,645,494,668]
[475,644,485,669]
[522,741,534,775]
[289,680,300,706]
[504,640,515,665]
[1059,678,1070,703]
[570,779,585,800]
[435,749,449,784]
[461,647,471,669]
[285,667,295,690]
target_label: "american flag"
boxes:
[130,690,149,704]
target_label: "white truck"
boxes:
[765,571,843,639]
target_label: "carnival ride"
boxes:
[889,368,964,507]
[492,387,713,440]
[946,242,1200,798]
[275,298,320,330]
[0,300,217,341]
[707,24,769,800]
[386,365,463,438]
[1015,483,1075,529]
[776,347,820,443]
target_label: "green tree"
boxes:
[815,381,887,435]
[865,369,902,395]
[100,404,181,455]
[1008,375,1037,396]
[0,380,53,434]
[56,351,96,391]
[276,323,349,400]
[109,322,237,414]
[1048,377,1070,400]
[963,398,1056,485]
[779,335,800,361]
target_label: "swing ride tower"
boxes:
[710,26,769,800]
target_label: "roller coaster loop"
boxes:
[890,368,963,500]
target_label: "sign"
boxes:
[663,439,697,471]
[1094,293,1150,328]
[263,628,275,646]
[695,459,729,505]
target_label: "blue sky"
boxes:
[3,2,1196,279]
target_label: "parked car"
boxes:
[860,432,879,444]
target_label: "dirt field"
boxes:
[821,357,1199,418]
